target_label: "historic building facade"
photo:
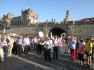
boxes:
[1,13,13,27]
[0,8,39,27]
[0,9,94,39]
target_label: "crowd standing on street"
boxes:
[0,32,94,68]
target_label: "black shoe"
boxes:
[1,61,5,64]
[53,57,55,59]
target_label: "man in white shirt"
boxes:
[33,37,38,51]
[16,36,23,56]
[43,37,53,61]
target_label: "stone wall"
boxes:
[0,23,94,38]
[0,24,67,36]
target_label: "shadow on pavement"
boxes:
[0,50,94,70]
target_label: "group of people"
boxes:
[0,33,31,63]
[0,32,94,68]
[12,35,30,55]
[68,36,94,67]
[31,33,66,61]
[0,34,13,63]
[31,34,94,68]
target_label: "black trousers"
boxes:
[92,48,94,62]
[24,45,30,54]
[12,42,17,55]
[3,46,8,61]
[34,43,37,50]
[37,44,43,54]
[53,46,59,59]
[17,44,22,56]
[44,48,51,61]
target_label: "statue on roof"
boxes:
[1,13,13,27]
[63,10,72,24]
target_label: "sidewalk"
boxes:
[0,50,94,70]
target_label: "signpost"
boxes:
[45,20,48,37]
[71,22,74,37]
[3,27,6,33]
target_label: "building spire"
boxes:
[64,10,72,23]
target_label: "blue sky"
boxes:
[0,0,94,22]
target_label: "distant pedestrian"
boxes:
[33,37,38,51]
[37,40,43,54]
[50,33,63,60]
[1,34,8,62]
[7,36,14,56]
[16,36,23,56]
[0,36,4,63]
[43,37,53,62]
[69,37,77,61]
[77,40,85,65]
[23,35,30,54]
[85,38,93,67]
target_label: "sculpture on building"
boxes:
[0,8,39,27]
[21,8,39,26]
[63,10,72,24]
[2,13,13,27]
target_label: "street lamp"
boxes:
[71,21,74,37]
[36,22,39,36]
[45,20,48,37]
[3,27,6,34]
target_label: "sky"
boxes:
[0,0,94,22]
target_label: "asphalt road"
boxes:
[0,47,94,70]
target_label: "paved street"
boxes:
[0,47,94,70]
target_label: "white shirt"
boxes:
[17,38,23,45]
[23,37,30,45]
[1,40,8,46]
[33,37,38,44]
[54,39,59,46]
[44,40,53,49]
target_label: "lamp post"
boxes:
[36,22,39,36]
[3,27,6,34]
[71,21,74,37]
[45,20,48,37]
